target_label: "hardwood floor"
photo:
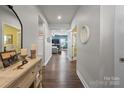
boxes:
[42,51,84,88]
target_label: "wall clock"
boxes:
[80,25,90,44]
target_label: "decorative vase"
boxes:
[31,50,36,59]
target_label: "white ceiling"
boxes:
[38,5,80,25]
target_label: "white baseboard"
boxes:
[67,55,77,61]
[77,69,89,88]
[43,55,52,66]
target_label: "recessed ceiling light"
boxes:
[57,16,62,20]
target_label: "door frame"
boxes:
[71,26,78,61]
[38,16,45,65]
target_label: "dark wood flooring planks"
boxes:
[42,51,84,88]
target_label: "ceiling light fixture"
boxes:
[57,16,62,20]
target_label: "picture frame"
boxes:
[4,34,13,44]
[0,50,18,68]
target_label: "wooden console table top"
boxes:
[0,57,41,88]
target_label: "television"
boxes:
[52,39,60,44]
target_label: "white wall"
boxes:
[14,6,41,51]
[100,6,115,87]
[71,5,115,87]
[74,6,101,88]
[14,6,52,65]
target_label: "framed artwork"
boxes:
[0,50,18,68]
[4,34,13,44]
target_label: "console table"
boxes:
[0,57,42,88]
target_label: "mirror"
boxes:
[3,24,21,53]
[80,25,90,44]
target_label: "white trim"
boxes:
[67,55,72,61]
[72,57,77,61]
[77,69,89,88]
[43,54,52,66]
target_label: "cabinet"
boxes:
[0,57,42,88]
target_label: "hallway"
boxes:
[42,51,84,88]
[0,5,122,88]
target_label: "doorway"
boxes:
[38,16,45,65]
[52,34,68,54]
[72,26,77,61]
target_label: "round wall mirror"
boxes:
[80,25,90,44]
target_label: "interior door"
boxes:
[115,6,124,87]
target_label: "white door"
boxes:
[115,6,124,87]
